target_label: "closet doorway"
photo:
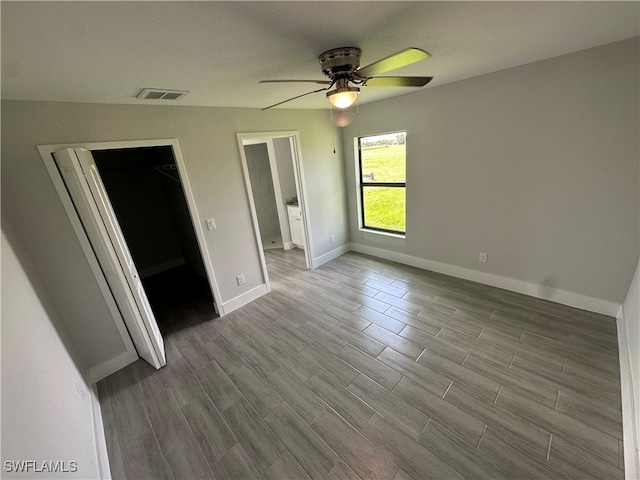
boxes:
[39,139,222,379]
[92,146,216,339]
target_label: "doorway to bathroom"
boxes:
[237,132,312,281]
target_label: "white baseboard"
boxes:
[349,243,621,317]
[220,283,269,315]
[617,306,640,480]
[313,243,352,269]
[90,384,112,480]
[87,349,138,384]
[139,258,185,279]
[283,241,294,250]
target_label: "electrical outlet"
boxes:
[330,234,335,244]
[236,274,245,286]
[478,252,488,263]
[206,218,216,230]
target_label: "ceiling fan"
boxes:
[260,47,433,110]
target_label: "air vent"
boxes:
[136,88,189,101]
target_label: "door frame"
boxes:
[236,132,314,274]
[38,138,224,380]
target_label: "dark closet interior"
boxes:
[93,146,215,335]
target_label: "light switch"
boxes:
[206,218,216,230]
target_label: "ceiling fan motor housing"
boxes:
[319,47,362,79]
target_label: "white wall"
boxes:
[1,221,102,479]
[1,100,348,374]
[625,259,640,436]
[620,258,640,478]
[342,38,639,307]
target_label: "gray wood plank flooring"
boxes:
[99,249,624,479]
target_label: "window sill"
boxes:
[360,228,406,240]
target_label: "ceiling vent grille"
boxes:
[136,88,189,101]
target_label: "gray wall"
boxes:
[273,137,298,202]
[245,143,281,245]
[1,221,101,479]
[342,38,639,303]
[1,101,348,371]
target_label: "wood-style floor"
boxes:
[98,249,624,479]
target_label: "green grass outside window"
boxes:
[360,142,406,233]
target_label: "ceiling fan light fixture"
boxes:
[327,86,360,108]
[260,47,432,110]
[331,105,358,127]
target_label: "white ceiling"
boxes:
[2,1,638,110]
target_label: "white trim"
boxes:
[283,241,294,251]
[312,243,351,269]
[90,384,112,480]
[88,349,138,385]
[139,258,185,279]
[236,137,274,294]
[349,242,621,316]
[353,133,408,236]
[242,138,269,146]
[221,283,269,314]
[359,228,406,239]
[289,135,315,270]
[167,140,224,315]
[617,305,640,480]
[38,145,139,371]
[55,148,163,368]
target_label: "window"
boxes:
[358,132,406,235]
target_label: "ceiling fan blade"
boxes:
[364,76,433,87]
[260,79,332,85]
[355,48,430,79]
[262,85,331,110]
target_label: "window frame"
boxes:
[357,132,407,236]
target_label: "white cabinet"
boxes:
[287,205,305,249]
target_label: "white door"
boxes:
[54,148,166,368]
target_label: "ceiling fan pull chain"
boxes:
[330,108,337,153]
